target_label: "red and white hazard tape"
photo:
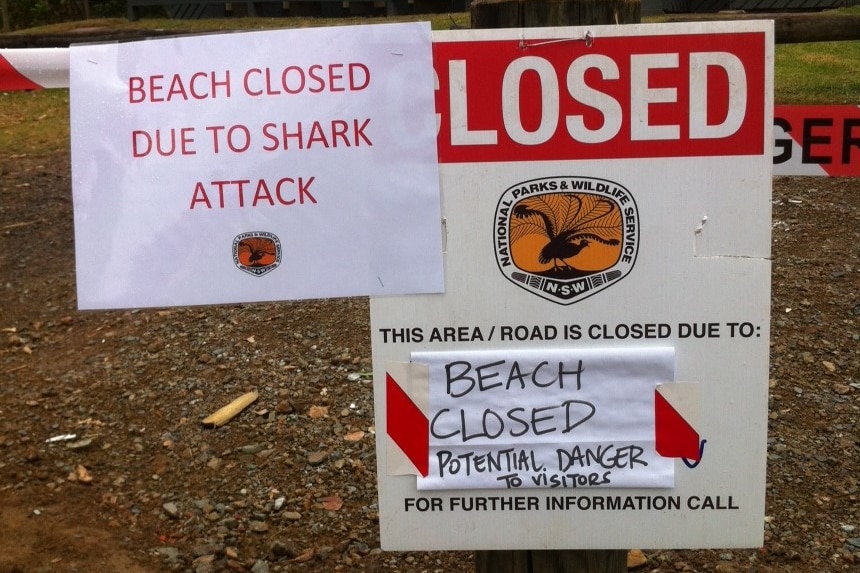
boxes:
[0,48,70,91]
[1,47,857,176]
[773,105,860,178]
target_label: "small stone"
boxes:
[627,548,647,568]
[822,360,836,372]
[307,451,328,466]
[155,547,181,562]
[250,520,269,533]
[240,443,266,455]
[308,405,328,419]
[24,447,40,462]
[162,502,180,519]
[275,399,294,414]
[192,554,216,573]
[344,430,365,442]
[270,540,300,558]
[282,511,302,521]
[73,464,93,484]
[251,560,270,573]
[834,383,851,395]
[352,542,370,555]
[192,544,220,558]
[66,438,93,450]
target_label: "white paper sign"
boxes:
[413,347,675,490]
[70,23,442,309]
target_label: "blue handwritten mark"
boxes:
[682,439,707,469]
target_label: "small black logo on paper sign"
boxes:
[233,232,281,277]
[494,176,638,305]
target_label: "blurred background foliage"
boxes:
[4,0,132,30]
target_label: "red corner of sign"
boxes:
[0,55,43,92]
[655,390,701,461]
[386,372,429,477]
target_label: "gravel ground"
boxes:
[0,148,857,573]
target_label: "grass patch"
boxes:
[0,89,70,156]
[775,40,860,105]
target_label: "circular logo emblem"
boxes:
[494,176,638,305]
[233,232,282,277]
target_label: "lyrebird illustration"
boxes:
[512,194,622,273]
[239,238,276,266]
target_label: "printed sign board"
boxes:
[371,21,774,550]
[69,23,442,309]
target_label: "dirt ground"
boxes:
[0,146,857,573]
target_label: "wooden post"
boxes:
[471,2,638,571]
[476,549,629,572]
[1,0,10,33]
[472,0,640,29]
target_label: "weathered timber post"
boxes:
[1,0,10,33]
[472,0,640,29]
[471,1,638,571]
[476,549,629,572]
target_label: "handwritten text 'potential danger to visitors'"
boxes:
[412,347,675,490]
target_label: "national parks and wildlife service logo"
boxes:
[233,232,281,277]
[494,176,638,305]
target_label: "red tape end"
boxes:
[655,390,701,461]
[386,373,429,477]
[0,55,43,92]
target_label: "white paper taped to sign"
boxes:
[411,347,675,490]
[69,22,442,309]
